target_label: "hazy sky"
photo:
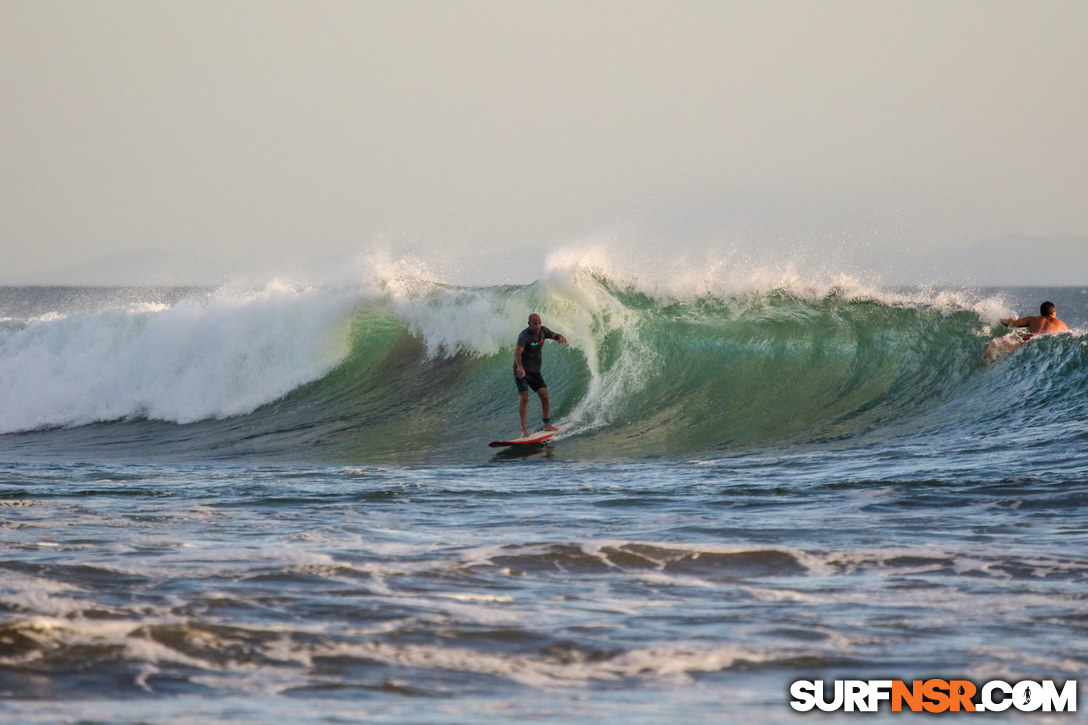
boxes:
[3,0,1087,285]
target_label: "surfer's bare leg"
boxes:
[519,390,530,436]
[538,387,557,431]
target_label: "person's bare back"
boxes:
[1000,301,1068,335]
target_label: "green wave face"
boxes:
[262,273,1084,461]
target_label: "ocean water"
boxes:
[1,264,1086,723]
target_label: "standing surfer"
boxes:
[514,313,567,437]
[986,301,1068,360]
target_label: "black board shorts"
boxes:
[515,370,547,393]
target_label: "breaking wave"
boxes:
[1,258,1085,461]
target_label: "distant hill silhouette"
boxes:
[898,235,1088,287]
[9,248,231,286]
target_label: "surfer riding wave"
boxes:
[513,313,567,437]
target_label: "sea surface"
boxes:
[1,266,1086,723]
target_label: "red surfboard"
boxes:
[488,429,558,447]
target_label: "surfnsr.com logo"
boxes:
[790,679,1077,713]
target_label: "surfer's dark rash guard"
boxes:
[515,326,555,373]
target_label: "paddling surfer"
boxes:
[514,313,567,437]
[986,301,1068,360]
[999,301,1068,337]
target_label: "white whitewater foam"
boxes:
[0,283,358,432]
